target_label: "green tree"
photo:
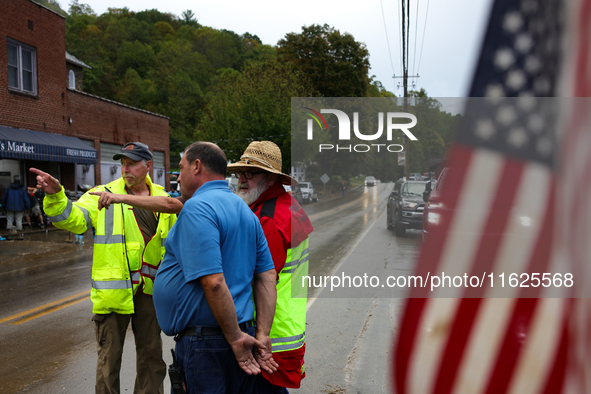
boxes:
[369,79,395,97]
[180,10,199,27]
[192,27,240,71]
[153,40,213,92]
[116,41,156,78]
[161,71,205,156]
[200,59,316,170]
[116,68,156,109]
[278,24,371,97]
[35,0,68,16]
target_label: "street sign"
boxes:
[320,173,330,193]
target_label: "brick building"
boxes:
[0,0,171,199]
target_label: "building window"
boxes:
[7,39,37,95]
[69,70,76,89]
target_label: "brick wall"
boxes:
[66,89,170,188]
[0,0,171,190]
[0,0,68,134]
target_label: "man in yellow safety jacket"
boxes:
[31,142,176,394]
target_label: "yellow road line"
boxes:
[0,290,90,324]
[10,296,90,325]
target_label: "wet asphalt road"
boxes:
[0,183,422,393]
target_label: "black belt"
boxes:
[176,320,254,338]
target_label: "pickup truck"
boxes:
[297,181,318,203]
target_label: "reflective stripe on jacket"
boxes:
[272,240,309,352]
[251,184,313,388]
[44,176,176,314]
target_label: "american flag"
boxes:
[555,1,591,393]
[392,0,575,393]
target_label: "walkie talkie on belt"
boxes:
[169,349,187,394]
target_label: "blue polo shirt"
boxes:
[153,180,274,336]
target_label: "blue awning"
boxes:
[0,125,98,164]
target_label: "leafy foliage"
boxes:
[200,59,316,171]
[35,0,69,16]
[63,4,455,182]
[278,24,371,97]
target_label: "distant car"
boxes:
[365,176,376,186]
[292,184,304,205]
[387,179,430,237]
[225,175,239,192]
[409,173,422,181]
[298,181,318,203]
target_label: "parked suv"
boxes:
[387,179,430,237]
[298,182,318,203]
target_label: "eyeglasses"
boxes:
[234,170,266,180]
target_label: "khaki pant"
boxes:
[93,289,166,394]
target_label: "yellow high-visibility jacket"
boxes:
[44,176,176,314]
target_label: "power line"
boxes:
[416,0,430,78]
[411,0,420,82]
[406,0,410,85]
[401,0,406,92]
[396,0,404,83]
[380,0,396,92]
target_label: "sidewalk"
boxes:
[0,226,92,265]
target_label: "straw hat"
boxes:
[227,141,298,185]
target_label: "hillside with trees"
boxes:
[37,0,460,183]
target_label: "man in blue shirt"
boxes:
[153,142,278,394]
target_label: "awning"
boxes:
[0,125,98,164]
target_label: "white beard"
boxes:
[237,178,268,205]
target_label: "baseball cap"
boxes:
[113,142,153,162]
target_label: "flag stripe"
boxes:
[450,164,553,393]
[483,186,555,393]
[574,1,591,97]
[483,298,540,394]
[432,159,525,394]
[540,308,568,394]
[408,298,461,394]
[433,149,505,296]
[452,298,517,394]
[487,165,553,298]
[411,145,474,296]
[408,150,506,394]
[394,297,427,394]
[507,298,567,394]
[396,146,473,393]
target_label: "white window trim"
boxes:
[68,69,76,90]
[7,38,37,95]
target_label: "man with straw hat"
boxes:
[228,141,313,393]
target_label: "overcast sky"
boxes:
[70,0,494,98]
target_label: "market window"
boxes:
[7,38,37,95]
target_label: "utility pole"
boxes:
[391,0,420,179]
[402,0,410,179]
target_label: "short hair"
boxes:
[184,142,227,176]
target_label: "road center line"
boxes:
[0,290,90,324]
[10,296,90,324]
